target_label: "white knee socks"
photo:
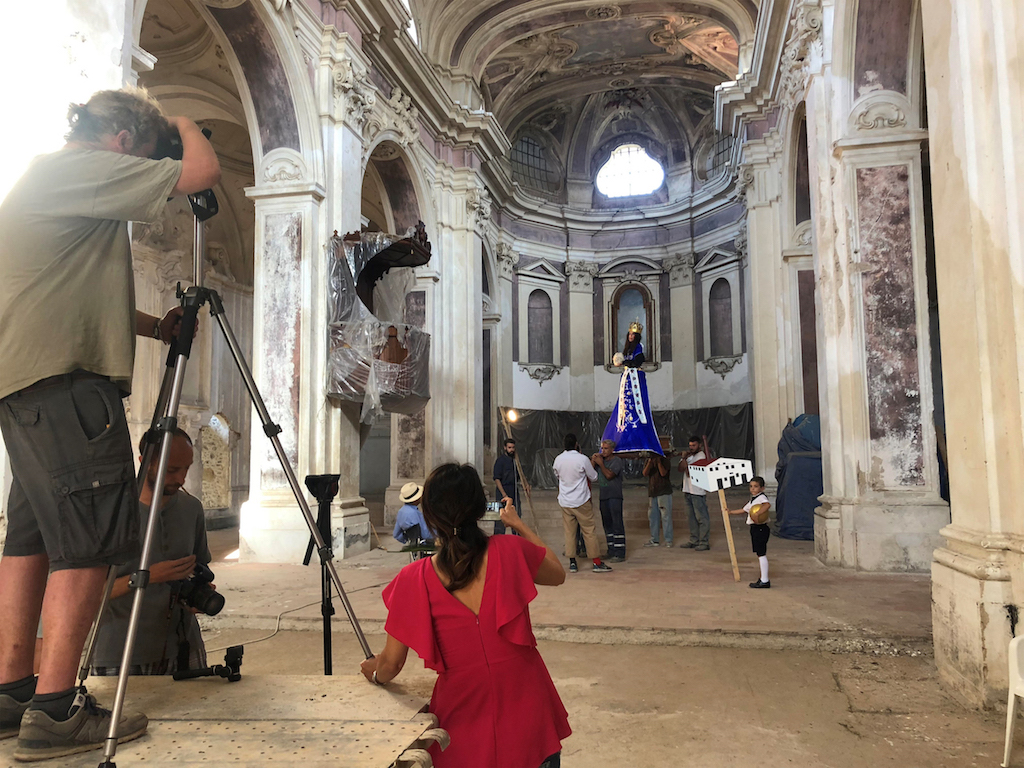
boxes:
[759,556,769,582]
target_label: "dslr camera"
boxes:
[175,562,225,616]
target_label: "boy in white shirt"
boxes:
[728,476,772,588]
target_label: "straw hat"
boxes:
[400,482,423,504]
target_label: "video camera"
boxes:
[151,123,218,220]
[174,562,225,616]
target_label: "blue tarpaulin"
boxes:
[775,415,822,541]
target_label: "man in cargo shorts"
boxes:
[0,87,220,761]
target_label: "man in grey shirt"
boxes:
[91,429,212,676]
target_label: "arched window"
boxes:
[527,289,553,364]
[709,278,734,357]
[511,135,560,193]
[596,144,665,197]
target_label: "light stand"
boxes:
[97,188,371,768]
[303,474,341,675]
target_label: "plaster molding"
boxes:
[333,59,377,131]
[565,260,599,292]
[586,6,621,20]
[466,184,492,234]
[664,253,695,288]
[933,547,1010,582]
[495,243,519,279]
[703,355,743,379]
[259,148,308,184]
[773,0,824,116]
[519,363,563,385]
[849,91,913,133]
[362,85,421,165]
[793,220,813,249]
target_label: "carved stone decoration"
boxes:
[664,253,695,288]
[703,355,743,379]
[793,220,813,249]
[736,164,756,199]
[565,260,599,292]
[466,185,492,234]
[586,5,621,19]
[260,148,307,185]
[734,225,748,260]
[519,363,563,384]
[777,0,824,110]
[849,91,913,132]
[496,243,519,279]
[388,86,420,147]
[650,17,706,56]
[333,60,376,131]
[200,418,232,510]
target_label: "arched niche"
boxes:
[362,140,425,235]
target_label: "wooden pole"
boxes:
[499,408,540,530]
[717,488,741,582]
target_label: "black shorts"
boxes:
[1,372,139,570]
[750,523,771,557]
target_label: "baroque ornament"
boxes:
[388,86,420,146]
[565,260,599,291]
[703,355,742,379]
[333,61,376,130]
[853,101,907,130]
[586,6,621,20]
[520,364,562,385]
[466,185,492,232]
[777,0,823,109]
[664,253,695,287]
[496,243,519,278]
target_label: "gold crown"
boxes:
[629,320,643,334]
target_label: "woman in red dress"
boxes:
[360,463,571,768]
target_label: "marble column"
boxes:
[923,0,1024,707]
[565,259,598,411]
[666,253,698,409]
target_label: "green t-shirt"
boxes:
[0,148,181,399]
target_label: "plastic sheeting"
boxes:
[327,232,431,423]
[774,414,822,541]
[500,403,754,490]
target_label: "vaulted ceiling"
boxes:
[420,0,757,136]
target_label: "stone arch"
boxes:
[362,140,427,234]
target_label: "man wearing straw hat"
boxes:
[392,482,434,545]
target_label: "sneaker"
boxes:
[14,689,148,762]
[695,544,710,551]
[568,560,578,574]
[592,562,613,573]
[642,540,659,547]
[1,693,30,740]
[749,579,771,589]
[664,541,673,547]
[607,556,626,563]
[678,541,697,549]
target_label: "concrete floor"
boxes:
[51,486,1002,767]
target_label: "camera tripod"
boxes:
[76,188,372,767]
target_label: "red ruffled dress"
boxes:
[381,534,571,768]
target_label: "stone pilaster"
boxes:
[565,258,598,410]
[923,0,1024,707]
[665,253,698,408]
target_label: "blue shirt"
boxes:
[393,503,434,543]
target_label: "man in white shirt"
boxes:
[552,433,612,573]
[678,436,711,550]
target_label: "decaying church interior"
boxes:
[0,0,1022,748]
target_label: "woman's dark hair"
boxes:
[420,463,489,593]
[623,330,642,357]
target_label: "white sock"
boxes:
[759,556,769,582]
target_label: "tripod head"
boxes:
[304,474,341,504]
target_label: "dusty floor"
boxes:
[197,626,1006,768]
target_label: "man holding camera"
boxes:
[91,429,213,678]
[0,87,219,760]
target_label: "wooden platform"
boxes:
[0,675,446,767]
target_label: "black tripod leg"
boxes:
[206,291,372,658]
[319,501,334,675]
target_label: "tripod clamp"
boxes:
[172,646,244,683]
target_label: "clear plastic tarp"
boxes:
[327,230,431,423]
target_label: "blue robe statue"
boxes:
[601,340,664,455]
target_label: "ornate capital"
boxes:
[565,260,599,292]
[777,0,823,110]
[387,86,420,146]
[664,253,695,288]
[496,243,519,279]
[466,185,492,234]
[333,60,376,131]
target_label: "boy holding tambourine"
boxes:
[728,476,772,589]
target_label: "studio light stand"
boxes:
[95,187,372,768]
[303,474,341,675]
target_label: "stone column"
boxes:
[426,172,485,468]
[565,259,598,411]
[666,253,698,409]
[740,137,794,483]
[923,0,1024,707]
